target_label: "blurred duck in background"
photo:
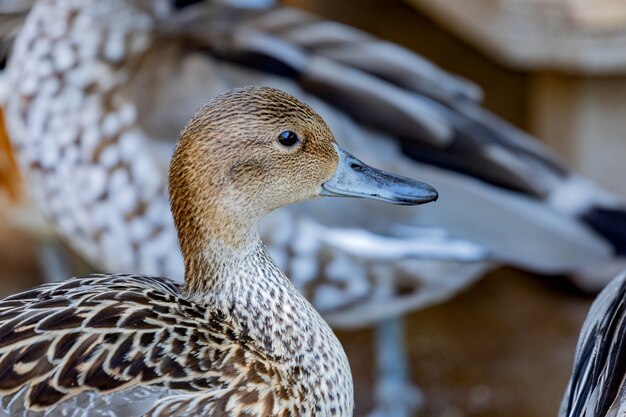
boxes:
[5,0,626,416]
[0,2,70,283]
[560,270,626,417]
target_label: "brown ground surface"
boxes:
[0,217,592,417]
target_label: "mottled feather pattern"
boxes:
[0,274,310,416]
[7,0,184,279]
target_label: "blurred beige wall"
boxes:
[531,75,626,197]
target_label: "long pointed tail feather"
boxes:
[581,207,626,256]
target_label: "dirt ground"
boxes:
[0,216,592,417]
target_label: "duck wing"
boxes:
[0,274,299,417]
[561,272,626,417]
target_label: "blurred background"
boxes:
[3,0,626,416]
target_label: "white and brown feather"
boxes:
[7,0,183,278]
[0,272,324,417]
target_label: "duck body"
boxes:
[0,269,349,417]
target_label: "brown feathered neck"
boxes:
[168,117,264,294]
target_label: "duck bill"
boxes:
[320,145,438,205]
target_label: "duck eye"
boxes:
[277,131,299,147]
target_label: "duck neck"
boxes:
[183,222,312,360]
[181,221,354,416]
[182,214,263,294]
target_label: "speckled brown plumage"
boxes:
[0,87,354,416]
[0,274,311,417]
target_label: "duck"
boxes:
[0,85,440,417]
[560,269,626,417]
[5,0,626,415]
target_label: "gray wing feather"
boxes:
[561,272,626,417]
[0,385,167,417]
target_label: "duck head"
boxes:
[169,86,437,276]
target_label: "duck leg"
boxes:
[367,317,424,417]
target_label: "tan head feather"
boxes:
[169,86,339,283]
